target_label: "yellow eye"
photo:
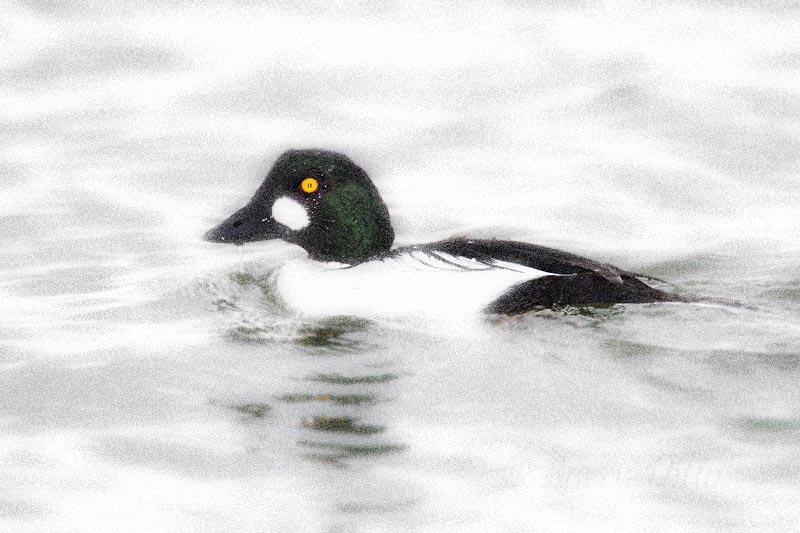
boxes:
[300,177,319,193]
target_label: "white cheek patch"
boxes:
[271,196,310,231]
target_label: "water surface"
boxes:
[2,1,800,531]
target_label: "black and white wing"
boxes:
[385,238,681,314]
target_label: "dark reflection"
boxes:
[292,364,406,467]
[212,298,238,312]
[229,271,283,307]
[207,271,283,342]
[307,372,400,385]
[210,272,407,482]
[231,403,272,419]
[298,440,406,465]
[548,304,621,317]
[277,365,406,466]
[294,317,371,350]
[223,316,372,352]
[337,499,418,514]
[302,416,385,435]
[210,400,273,423]
[283,364,405,467]
[212,271,373,352]
[223,326,282,345]
[278,393,379,406]
[731,416,800,434]
[489,304,623,330]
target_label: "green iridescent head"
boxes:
[204,149,394,264]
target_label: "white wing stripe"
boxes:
[409,250,456,270]
[380,250,561,277]
[490,259,563,277]
[431,251,493,271]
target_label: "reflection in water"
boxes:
[297,440,406,465]
[222,343,408,497]
[210,274,410,512]
[730,416,800,436]
[294,317,372,350]
[337,498,418,514]
[303,416,385,436]
[224,317,371,352]
[203,251,800,527]
[289,366,404,467]
[231,402,272,419]
[279,393,380,406]
[309,372,401,385]
[488,304,625,331]
[225,362,408,486]
[207,271,374,351]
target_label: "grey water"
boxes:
[2,1,800,531]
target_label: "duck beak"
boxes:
[203,202,284,245]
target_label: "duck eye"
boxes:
[300,177,319,194]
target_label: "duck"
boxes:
[203,149,681,318]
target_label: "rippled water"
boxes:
[2,1,800,531]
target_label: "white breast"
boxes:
[275,250,558,319]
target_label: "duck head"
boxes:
[204,149,394,264]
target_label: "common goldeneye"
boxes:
[204,149,680,317]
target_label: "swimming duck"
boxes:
[204,149,680,318]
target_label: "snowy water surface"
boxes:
[2,1,800,531]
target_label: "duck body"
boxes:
[275,241,551,319]
[274,238,677,318]
[204,149,681,318]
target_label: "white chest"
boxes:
[274,252,554,319]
